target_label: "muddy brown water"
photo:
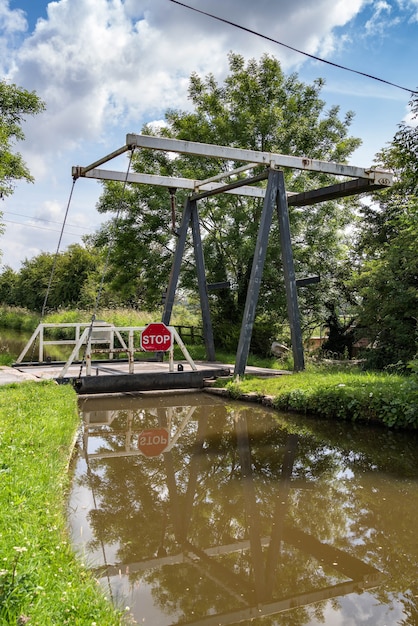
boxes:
[69,391,418,625]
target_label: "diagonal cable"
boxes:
[169,0,417,95]
[77,149,135,379]
[29,178,77,363]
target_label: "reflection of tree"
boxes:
[75,397,418,624]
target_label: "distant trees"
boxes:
[0,244,104,313]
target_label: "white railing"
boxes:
[15,322,197,378]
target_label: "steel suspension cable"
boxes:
[77,148,135,379]
[29,178,77,363]
[41,178,77,319]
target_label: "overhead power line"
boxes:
[3,218,89,238]
[4,210,89,232]
[169,0,417,95]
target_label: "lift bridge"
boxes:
[13,135,392,393]
[70,134,392,377]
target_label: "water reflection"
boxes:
[70,393,418,625]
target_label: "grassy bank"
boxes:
[0,305,199,332]
[219,368,418,429]
[0,381,124,625]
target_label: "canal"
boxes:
[69,391,418,625]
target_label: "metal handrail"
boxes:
[15,322,197,377]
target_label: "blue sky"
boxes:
[1,0,417,270]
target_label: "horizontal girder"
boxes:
[125,133,393,182]
[72,134,393,203]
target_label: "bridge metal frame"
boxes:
[15,321,197,377]
[73,134,393,374]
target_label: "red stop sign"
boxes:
[138,428,169,457]
[140,322,172,352]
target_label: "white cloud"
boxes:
[0,0,27,34]
[365,1,393,34]
[1,0,372,195]
[0,0,413,270]
[7,0,371,159]
[0,0,28,72]
[403,107,418,127]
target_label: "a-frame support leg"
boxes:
[162,197,216,362]
[162,198,192,326]
[234,169,305,376]
[234,169,279,377]
[191,200,216,361]
[275,171,305,371]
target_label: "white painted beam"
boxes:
[126,133,393,183]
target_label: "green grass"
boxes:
[219,368,418,429]
[0,381,124,625]
[0,307,40,332]
[0,353,14,366]
[0,305,202,331]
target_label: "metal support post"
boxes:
[162,198,192,326]
[190,200,216,361]
[234,169,279,377]
[275,171,305,371]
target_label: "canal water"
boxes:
[69,391,418,625]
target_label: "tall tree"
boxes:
[92,54,361,352]
[353,93,418,369]
[0,81,45,198]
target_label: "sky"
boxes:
[1,0,418,271]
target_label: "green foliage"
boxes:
[354,200,418,369]
[0,244,105,313]
[222,369,418,429]
[88,181,175,311]
[0,381,123,624]
[353,92,418,369]
[0,306,39,331]
[0,352,13,365]
[0,81,45,199]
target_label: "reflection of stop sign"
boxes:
[140,322,172,352]
[138,428,169,457]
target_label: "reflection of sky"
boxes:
[69,464,120,567]
[312,592,406,626]
[107,576,180,626]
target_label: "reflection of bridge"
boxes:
[79,396,383,625]
[99,536,381,626]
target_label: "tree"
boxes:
[0,81,45,198]
[2,244,104,312]
[92,53,361,352]
[0,265,18,306]
[0,81,45,263]
[353,93,418,369]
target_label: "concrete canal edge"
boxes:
[204,385,277,408]
[0,365,43,385]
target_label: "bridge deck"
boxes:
[2,360,287,394]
